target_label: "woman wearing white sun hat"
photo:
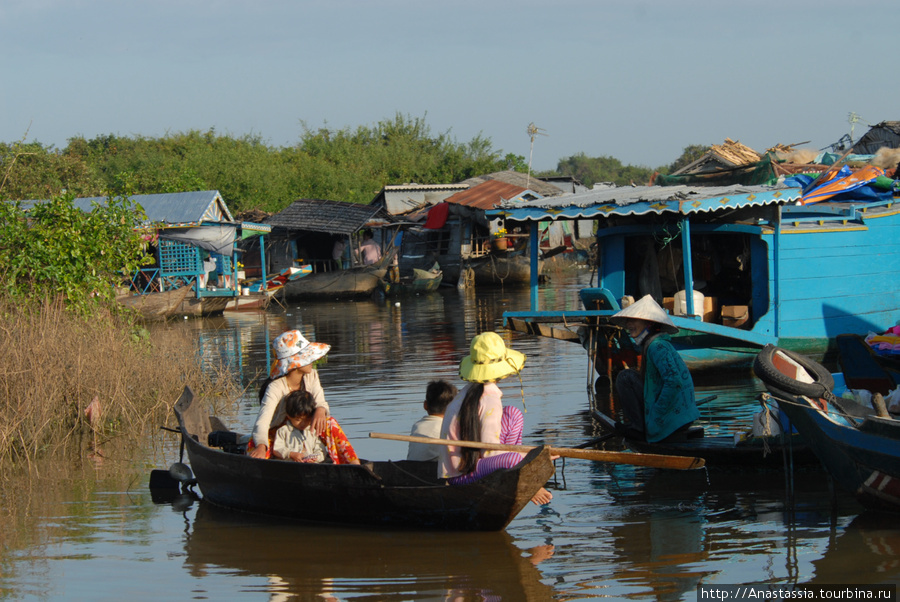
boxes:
[609,295,698,443]
[248,329,332,459]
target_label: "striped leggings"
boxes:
[448,405,525,485]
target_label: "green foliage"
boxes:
[1,115,697,218]
[667,144,711,174]
[290,114,507,203]
[0,193,150,315]
[556,152,656,187]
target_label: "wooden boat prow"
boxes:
[172,386,555,530]
[116,285,191,321]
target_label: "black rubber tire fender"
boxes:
[753,344,834,399]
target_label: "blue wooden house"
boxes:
[67,190,270,316]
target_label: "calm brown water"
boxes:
[2,266,898,601]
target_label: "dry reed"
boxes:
[0,294,237,466]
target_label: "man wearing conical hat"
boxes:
[609,295,698,442]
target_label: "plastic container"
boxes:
[241,287,250,296]
[673,289,704,316]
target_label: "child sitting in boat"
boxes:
[271,390,360,464]
[249,329,331,459]
[406,380,458,461]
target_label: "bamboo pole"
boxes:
[370,432,705,470]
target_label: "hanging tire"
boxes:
[753,344,834,399]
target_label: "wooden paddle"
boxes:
[369,432,705,470]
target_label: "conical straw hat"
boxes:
[610,294,678,334]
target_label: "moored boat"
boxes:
[116,285,190,321]
[754,344,900,512]
[589,407,817,469]
[172,386,555,530]
[283,266,387,299]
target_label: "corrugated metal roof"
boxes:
[458,171,564,197]
[19,190,235,226]
[265,199,388,235]
[489,184,803,222]
[444,180,531,211]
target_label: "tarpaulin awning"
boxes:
[423,202,450,229]
[159,225,237,256]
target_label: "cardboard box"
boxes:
[703,296,718,323]
[721,305,749,328]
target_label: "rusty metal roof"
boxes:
[443,179,530,211]
[458,170,564,197]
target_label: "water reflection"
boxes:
[6,269,900,600]
[184,501,556,601]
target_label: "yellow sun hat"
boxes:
[458,332,526,383]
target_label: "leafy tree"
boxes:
[0,193,151,315]
[667,144,710,174]
[556,153,656,187]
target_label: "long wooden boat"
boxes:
[470,250,540,286]
[116,285,190,321]
[590,407,817,469]
[754,344,900,512]
[283,266,387,299]
[172,386,555,530]
[495,177,900,370]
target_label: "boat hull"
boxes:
[173,387,554,530]
[755,345,900,512]
[176,295,231,317]
[591,409,816,469]
[283,267,386,299]
[116,286,190,321]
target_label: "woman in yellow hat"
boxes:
[248,329,332,459]
[438,331,552,505]
[609,295,698,442]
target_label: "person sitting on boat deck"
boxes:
[358,229,382,266]
[407,380,458,461]
[248,329,331,459]
[609,294,699,443]
[438,332,553,505]
[272,390,360,464]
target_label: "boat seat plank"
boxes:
[858,415,900,438]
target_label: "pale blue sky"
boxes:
[1,0,897,171]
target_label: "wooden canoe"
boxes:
[172,386,555,531]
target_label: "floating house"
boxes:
[399,179,545,287]
[264,198,397,299]
[494,171,900,370]
[40,190,272,317]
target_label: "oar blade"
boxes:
[549,447,704,470]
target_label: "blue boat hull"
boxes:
[772,391,900,512]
